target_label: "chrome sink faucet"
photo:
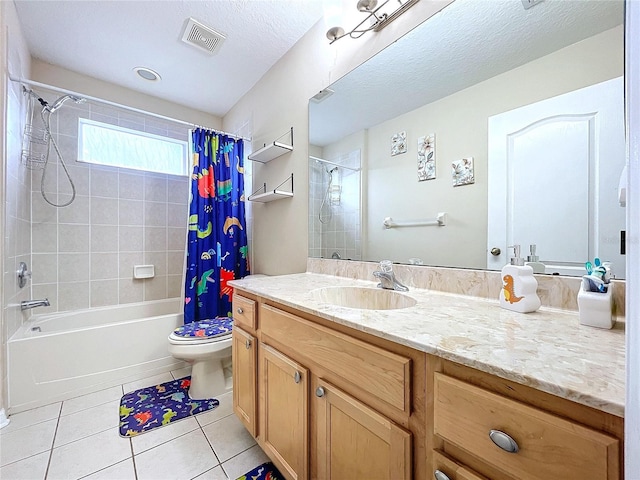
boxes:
[21,298,50,311]
[373,260,409,292]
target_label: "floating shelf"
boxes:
[248,127,293,163]
[248,173,294,203]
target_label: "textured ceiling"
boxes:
[309,0,624,146]
[13,0,327,117]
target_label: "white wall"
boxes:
[625,1,640,476]
[31,60,221,128]
[1,0,32,418]
[222,1,454,275]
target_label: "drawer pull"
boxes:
[489,429,519,453]
[434,470,451,480]
[316,386,325,397]
[294,371,301,383]
[237,307,244,314]
[245,339,251,349]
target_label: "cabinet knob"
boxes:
[315,386,325,397]
[490,247,501,256]
[489,429,519,453]
[294,371,301,384]
[237,307,244,314]
[434,470,451,480]
[245,339,251,349]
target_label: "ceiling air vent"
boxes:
[181,18,226,55]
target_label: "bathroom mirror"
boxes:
[308,0,626,278]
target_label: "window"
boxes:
[78,118,189,176]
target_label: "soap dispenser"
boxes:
[499,245,541,313]
[525,244,545,274]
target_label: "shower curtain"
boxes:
[184,128,249,324]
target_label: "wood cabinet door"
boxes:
[315,379,412,480]
[232,327,257,437]
[259,343,309,480]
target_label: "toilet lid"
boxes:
[171,317,233,341]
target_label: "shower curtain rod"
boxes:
[9,76,251,142]
[309,155,361,172]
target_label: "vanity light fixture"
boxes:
[326,0,420,44]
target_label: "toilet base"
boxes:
[188,357,231,400]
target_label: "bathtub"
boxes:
[7,298,186,413]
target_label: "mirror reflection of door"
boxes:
[487,77,625,278]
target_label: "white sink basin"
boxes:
[311,286,417,310]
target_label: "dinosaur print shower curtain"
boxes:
[184,128,249,324]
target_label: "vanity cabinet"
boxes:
[259,343,309,480]
[231,290,427,480]
[232,327,257,437]
[231,289,623,480]
[314,378,412,479]
[428,359,623,480]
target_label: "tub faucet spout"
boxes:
[21,298,50,311]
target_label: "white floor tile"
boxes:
[220,445,270,480]
[47,428,131,480]
[195,391,234,427]
[0,451,49,480]
[122,373,174,394]
[193,465,229,480]
[0,418,57,467]
[81,457,136,480]
[131,416,199,455]
[202,415,256,463]
[0,402,61,436]
[170,366,192,380]
[135,429,219,480]
[55,399,120,447]
[61,385,123,416]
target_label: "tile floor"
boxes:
[0,367,270,480]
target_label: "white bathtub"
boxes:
[7,299,185,413]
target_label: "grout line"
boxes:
[129,437,139,480]
[51,424,118,451]
[43,402,63,479]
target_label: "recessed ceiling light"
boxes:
[133,67,161,82]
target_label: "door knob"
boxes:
[490,247,501,256]
[245,339,251,349]
[237,307,244,314]
[315,386,325,397]
[294,371,301,383]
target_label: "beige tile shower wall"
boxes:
[29,99,190,312]
[2,0,32,411]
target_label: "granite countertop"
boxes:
[229,272,625,417]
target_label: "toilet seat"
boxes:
[169,317,233,345]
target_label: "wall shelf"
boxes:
[248,173,294,203]
[248,127,293,163]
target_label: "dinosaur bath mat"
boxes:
[119,376,219,437]
[236,462,283,480]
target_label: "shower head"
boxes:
[328,166,338,174]
[45,94,86,113]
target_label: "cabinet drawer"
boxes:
[432,451,487,480]
[433,373,619,480]
[260,304,411,414]
[232,294,256,330]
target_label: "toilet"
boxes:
[168,316,233,400]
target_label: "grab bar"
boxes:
[383,212,447,229]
